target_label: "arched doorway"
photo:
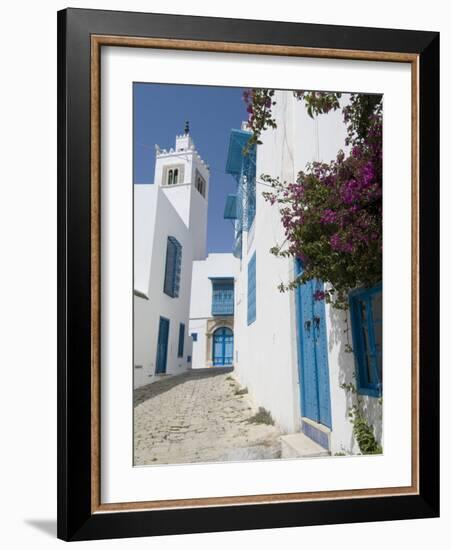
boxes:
[212,327,234,366]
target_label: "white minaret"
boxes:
[153,122,209,260]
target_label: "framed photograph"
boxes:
[57,8,439,542]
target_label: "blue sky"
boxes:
[134,83,248,253]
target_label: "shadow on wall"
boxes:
[134,367,234,407]
[328,305,383,453]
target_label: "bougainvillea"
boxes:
[293,90,342,118]
[242,89,277,151]
[243,88,382,308]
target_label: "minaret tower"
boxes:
[154,123,209,260]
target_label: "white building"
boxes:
[226,92,382,456]
[189,253,240,369]
[133,128,210,389]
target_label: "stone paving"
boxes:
[134,368,282,465]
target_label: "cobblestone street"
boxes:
[134,368,282,465]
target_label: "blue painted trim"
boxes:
[247,252,256,325]
[163,236,182,298]
[294,259,332,429]
[155,316,170,374]
[349,283,382,397]
[302,421,330,450]
[225,128,256,259]
[294,259,307,419]
[313,279,332,428]
[212,327,234,366]
[177,322,185,358]
[211,280,234,316]
[348,283,382,299]
[223,193,238,219]
[225,129,252,175]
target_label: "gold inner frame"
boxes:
[90,35,419,514]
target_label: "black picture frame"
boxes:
[57,7,439,542]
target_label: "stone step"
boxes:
[280,433,330,459]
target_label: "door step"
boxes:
[301,417,331,451]
[281,433,330,459]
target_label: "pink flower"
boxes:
[330,233,354,253]
[320,209,337,224]
[313,290,326,301]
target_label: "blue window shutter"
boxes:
[163,238,175,296]
[223,193,238,220]
[173,238,182,297]
[191,333,198,342]
[163,237,182,298]
[349,284,382,397]
[244,147,256,229]
[211,280,234,316]
[247,253,256,325]
[177,323,185,357]
[155,317,170,374]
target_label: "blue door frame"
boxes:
[295,260,332,428]
[155,317,170,374]
[212,327,234,366]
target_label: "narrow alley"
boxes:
[134,368,281,465]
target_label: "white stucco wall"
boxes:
[188,318,207,369]
[133,132,211,388]
[291,97,382,453]
[156,134,210,261]
[134,185,158,297]
[233,231,301,434]
[134,185,195,388]
[188,183,208,261]
[233,91,382,451]
[324,301,383,454]
[190,253,239,318]
[189,253,239,369]
[232,92,300,434]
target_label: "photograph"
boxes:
[132,83,383,466]
[54,6,440,541]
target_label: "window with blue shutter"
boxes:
[163,236,182,297]
[247,253,256,325]
[224,129,256,260]
[177,322,185,357]
[349,284,382,397]
[223,194,238,220]
[211,278,234,316]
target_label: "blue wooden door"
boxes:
[213,327,234,366]
[295,260,332,428]
[155,317,170,374]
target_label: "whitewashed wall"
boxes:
[134,185,195,388]
[187,183,209,261]
[156,134,210,261]
[134,185,158,297]
[160,182,208,260]
[189,253,239,369]
[233,92,300,434]
[133,131,211,388]
[324,301,383,453]
[233,91,382,451]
